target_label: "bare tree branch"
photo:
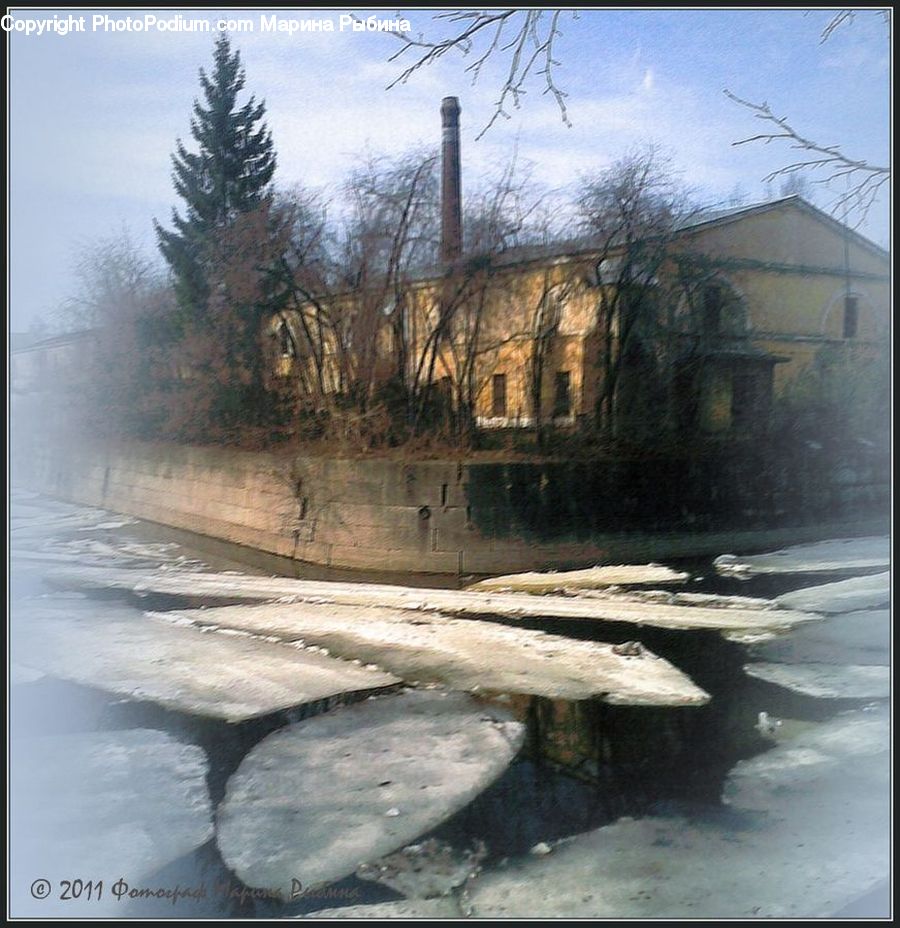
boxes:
[723,90,889,225]
[372,10,575,139]
[576,145,700,437]
[820,9,856,43]
[817,8,890,43]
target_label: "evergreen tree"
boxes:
[155,33,276,319]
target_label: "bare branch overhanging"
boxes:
[723,90,889,227]
[817,8,890,44]
[375,10,574,140]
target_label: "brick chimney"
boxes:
[440,96,462,266]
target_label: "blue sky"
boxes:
[7,7,891,331]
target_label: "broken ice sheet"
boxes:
[715,537,889,577]
[356,838,487,898]
[215,690,524,895]
[776,572,890,614]
[743,662,890,700]
[467,563,689,593]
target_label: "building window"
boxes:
[703,286,723,333]
[553,371,571,417]
[434,376,453,413]
[536,286,565,337]
[277,321,295,358]
[732,367,774,432]
[843,295,858,339]
[492,374,507,417]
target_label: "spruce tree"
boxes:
[155,33,276,319]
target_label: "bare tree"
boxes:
[725,9,889,225]
[339,149,439,414]
[379,10,576,138]
[269,151,442,447]
[411,154,558,444]
[57,229,159,332]
[132,197,299,445]
[52,231,178,440]
[528,268,584,443]
[466,162,578,440]
[462,147,550,252]
[723,90,889,224]
[576,145,698,439]
[777,172,815,201]
[269,185,336,407]
[377,8,888,228]
[817,8,890,44]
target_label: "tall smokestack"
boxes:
[441,96,462,266]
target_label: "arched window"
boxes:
[820,287,878,340]
[842,295,859,339]
[703,285,725,334]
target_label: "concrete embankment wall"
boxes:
[14,438,888,575]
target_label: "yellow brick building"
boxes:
[270,195,888,438]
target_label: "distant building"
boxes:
[10,330,99,395]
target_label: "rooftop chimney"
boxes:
[440,96,462,266]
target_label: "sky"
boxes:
[6,6,891,332]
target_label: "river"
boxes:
[8,490,890,918]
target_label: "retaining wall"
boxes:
[12,435,888,575]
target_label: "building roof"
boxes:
[676,197,799,230]
[9,328,98,354]
[677,195,889,261]
[10,332,42,352]
[417,195,889,284]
